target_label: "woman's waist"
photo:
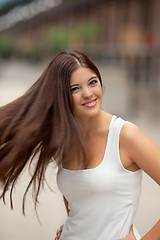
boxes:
[61,212,137,239]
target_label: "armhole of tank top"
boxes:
[117,119,140,174]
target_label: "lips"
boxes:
[82,99,97,108]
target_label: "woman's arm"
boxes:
[122,124,160,185]
[141,219,160,240]
[121,124,160,239]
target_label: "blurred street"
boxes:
[0,59,160,240]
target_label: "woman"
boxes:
[0,50,159,240]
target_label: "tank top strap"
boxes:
[106,116,131,169]
[111,116,130,136]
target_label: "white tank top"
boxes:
[57,115,142,240]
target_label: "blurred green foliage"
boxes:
[24,44,41,60]
[73,21,99,42]
[0,33,14,57]
[46,27,69,53]
[0,20,100,59]
[46,21,99,54]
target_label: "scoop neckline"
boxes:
[60,115,117,173]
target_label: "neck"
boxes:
[76,110,111,139]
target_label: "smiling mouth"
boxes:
[82,99,97,107]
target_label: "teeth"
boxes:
[84,100,96,106]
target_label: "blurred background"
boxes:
[0,0,160,239]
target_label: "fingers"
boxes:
[129,224,134,234]
[128,225,136,240]
[60,225,64,232]
[55,230,61,240]
[54,225,64,240]
[120,225,136,240]
[129,225,133,232]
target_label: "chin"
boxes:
[75,108,101,120]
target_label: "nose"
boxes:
[82,86,93,99]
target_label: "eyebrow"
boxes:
[70,76,98,88]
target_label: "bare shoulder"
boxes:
[119,122,141,171]
[120,122,142,147]
[120,121,160,184]
[120,121,154,156]
[119,122,147,164]
[120,121,157,149]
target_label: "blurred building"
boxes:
[0,0,34,16]
[0,0,160,82]
[0,0,160,51]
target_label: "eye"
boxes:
[70,86,79,92]
[89,79,98,85]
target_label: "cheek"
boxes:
[96,87,102,98]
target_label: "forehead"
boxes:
[70,66,97,84]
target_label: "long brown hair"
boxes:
[0,50,102,213]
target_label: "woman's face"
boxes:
[70,66,102,120]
